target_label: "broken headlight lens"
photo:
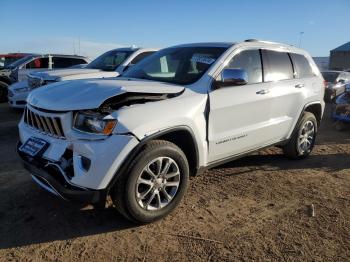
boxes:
[73,111,117,135]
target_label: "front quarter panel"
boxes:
[112,89,208,166]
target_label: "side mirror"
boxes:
[216,68,248,88]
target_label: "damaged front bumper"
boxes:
[17,107,140,202]
[17,142,104,203]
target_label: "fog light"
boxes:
[79,156,91,172]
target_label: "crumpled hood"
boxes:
[32,68,114,81]
[27,78,185,111]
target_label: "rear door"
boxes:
[265,50,310,140]
[208,49,274,162]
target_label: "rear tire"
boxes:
[0,81,8,103]
[112,140,189,223]
[283,112,317,159]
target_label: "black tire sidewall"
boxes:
[124,143,189,223]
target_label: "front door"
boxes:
[208,49,274,163]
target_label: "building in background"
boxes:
[313,57,329,71]
[329,42,350,70]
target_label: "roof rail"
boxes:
[244,39,295,47]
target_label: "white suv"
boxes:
[17,40,325,223]
[8,47,157,108]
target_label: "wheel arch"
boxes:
[287,101,323,142]
[107,126,200,190]
[151,127,199,177]
[304,102,323,125]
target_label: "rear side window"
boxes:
[71,58,88,66]
[53,57,71,68]
[261,50,294,81]
[226,49,262,84]
[53,57,88,68]
[26,58,49,69]
[290,53,315,78]
[129,52,154,65]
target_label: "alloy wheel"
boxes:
[297,120,315,154]
[135,157,181,211]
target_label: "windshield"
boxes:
[86,50,132,71]
[122,46,227,85]
[5,55,34,69]
[322,72,339,83]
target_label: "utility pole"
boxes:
[298,32,304,48]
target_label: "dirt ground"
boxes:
[0,103,349,261]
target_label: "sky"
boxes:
[1,0,349,58]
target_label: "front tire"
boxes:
[112,140,189,223]
[283,112,317,159]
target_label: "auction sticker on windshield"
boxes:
[190,54,215,65]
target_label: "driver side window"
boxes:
[225,49,262,84]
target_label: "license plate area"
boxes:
[19,137,49,157]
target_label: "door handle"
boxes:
[295,83,305,88]
[256,89,269,95]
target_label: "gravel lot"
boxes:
[0,103,349,261]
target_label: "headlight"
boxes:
[14,87,31,93]
[73,111,117,135]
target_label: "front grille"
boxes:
[24,107,65,139]
[28,76,43,89]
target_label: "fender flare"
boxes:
[286,101,323,143]
[106,125,200,189]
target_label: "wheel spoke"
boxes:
[138,186,153,200]
[165,171,179,179]
[161,158,171,175]
[155,192,161,208]
[162,189,172,202]
[145,190,156,209]
[165,181,180,187]
[155,158,162,175]
[145,166,157,178]
[137,177,154,186]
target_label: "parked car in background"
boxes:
[331,84,350,131]
[322,70,350,102]
[0,53,32,69]
[12,54,90,83]
[1,54,89,103]
[17,40,325,223]
[8,47,157,108]
[0,53,33,102]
